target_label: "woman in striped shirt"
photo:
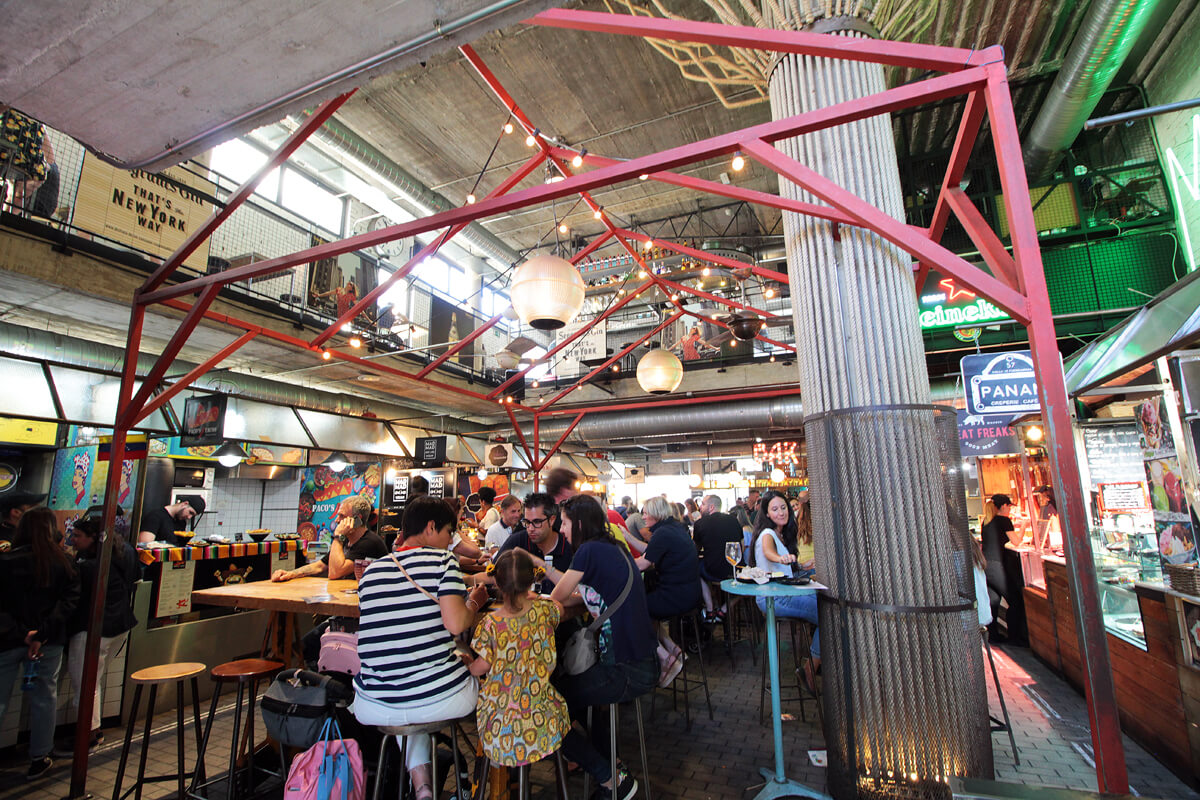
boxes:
[353,496,489,800]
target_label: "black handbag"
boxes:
[260,668,352,748]
[561,554,636,676]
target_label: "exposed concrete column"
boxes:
[767,6,991,797]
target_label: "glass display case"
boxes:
[1091,526,1162,648]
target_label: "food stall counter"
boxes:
[137,537,307,565]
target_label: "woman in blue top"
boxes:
[533,495,656,800]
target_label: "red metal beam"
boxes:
[141,93,353,295]
[927,89,988,244]
[617,226,789,284]
[984,61,1127,793]
[740,137,1030,324]
[505,404,534,467]
[133,330,258,425]
[541,311,684,409]
[530,9,994,73]
[570,230,615,264]
[416,314,503,378]
[487,278,657,399]
[555,146,856,231]
[682,308,796,353]
[536,412,586,469]
[138,67,989,305]
[309,150,547,348]
[652,272,778,319]
[120,284,222,428]
[943,188,1019,289]
[538,384,805,417]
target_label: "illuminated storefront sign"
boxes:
[752,440,801,467]
[917,275,1009,330]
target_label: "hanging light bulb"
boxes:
[769,354,776,363]
[322,451,350,472]
[467,193,477,205]
[477,467,488,481]
[509,253,586,330]
[558,222,569,234]
[349,336,363,348]
[525,128,539,147]
[321,350,332,360]
[593,208,603,220]
[643,238,653,251]
[504,122,514,134]
[731,153,745,171]
[636,348,683,394]
[702,267,711,276]
[572,148,587,168]
[215,442,249,468]
[639,174,649,181]
[764,287,776,299]
[688,473,703,488]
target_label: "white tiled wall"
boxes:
[191,477,301,539]
[1,640,127,750]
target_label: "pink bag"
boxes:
[284,718,365,800]
[318,630,360,676]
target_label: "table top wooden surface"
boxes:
[192,576,360,617]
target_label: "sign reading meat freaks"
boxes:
[180,394,227,447]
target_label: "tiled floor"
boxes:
[1,630,1196,800]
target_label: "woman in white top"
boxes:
[750,491,820,679]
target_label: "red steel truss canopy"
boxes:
[76,10,1127,796]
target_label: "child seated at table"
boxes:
[468,550,569,768]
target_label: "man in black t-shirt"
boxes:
[271,495,387,581]
[138,496,206,544]
[498,492,573,593]
[692,494,745,620]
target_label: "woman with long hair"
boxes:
[751,491,820,684]
[0,507,81,778]
[980,494,1027,645]
[531,494,657,800]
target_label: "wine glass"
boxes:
[725,541,742,580]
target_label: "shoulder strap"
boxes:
[388,551,438,603]
[587,549,636,633]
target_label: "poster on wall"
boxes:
[1136,397,1196,566]
[555,317,608,375]
[428,296,475,364]
[296,462,381,545]
[72,154,214,270]
[48,445,139,539]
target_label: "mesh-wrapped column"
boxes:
[767,9,992,797]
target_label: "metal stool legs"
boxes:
[114,675,204,800]
[582,699,650,800]
[983,629,1020,766]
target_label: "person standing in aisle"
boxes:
[0,508,81,779]
[981,494,1028,645]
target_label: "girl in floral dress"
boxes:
[469,549,569,767]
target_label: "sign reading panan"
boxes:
[73,153,214,271]
[962,350,1040,416]
[555,317,608,376]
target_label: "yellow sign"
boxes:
[73,154,214,270]
[0,417,58,446]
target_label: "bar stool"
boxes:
[708,584,757,669]
[470,749,570,800]
[370,716,470,800]
[651,609,713,730]
[189,657,284,800]
[758,618,821,726]
[112,661,207,800]
[582,698,651,800]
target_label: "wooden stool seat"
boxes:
[131,662,207,685]
[210,657,283,681]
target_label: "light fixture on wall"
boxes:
[322,451,350,471]
[215,441,249,468]
[636,346,683,394]
[510,253,586,330]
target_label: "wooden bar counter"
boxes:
[1025,556,1199,784]
[193,576,359,617]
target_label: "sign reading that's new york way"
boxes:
[917,273,1009,330]
[74,153,215,272]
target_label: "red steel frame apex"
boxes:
[72,9,1127,796]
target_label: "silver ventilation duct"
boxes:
[1022,0,1162,184]
[291,111,522,269]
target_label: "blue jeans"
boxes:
[551,656,658,784]
[0,643,65,759]
[757,595,820,658]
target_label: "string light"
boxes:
[559,222,569,234]
[731,153,745,171]
[643,239,653,251]
[669,294,679,302]
[702,267,711,276]
[531,380,539,388]
[638,174,649,181]
[466,193,477,204]
[572,148,587,168]
[593,208,603,220]
[611,365,619,372]
[525,128,539,147]
[321,350,332,360]
[349,336,363,348]
[764,287,776,298]
[769,354,776,362]
[504,122,514,134]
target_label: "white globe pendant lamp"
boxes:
[509,254,585,330]
[770,467,786,483]
[636,347,683,394]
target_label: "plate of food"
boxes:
[274,532,301,541]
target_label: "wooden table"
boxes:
[192,577,359,665]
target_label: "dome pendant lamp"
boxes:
[509,254,586,330]
[636,346,683,394]
[728,313,762,341]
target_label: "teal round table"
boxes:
[722,579,829,800]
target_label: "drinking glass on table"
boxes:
[725,541,742,580]
[354,558,375,581]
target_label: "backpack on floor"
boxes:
[284,716,365,800]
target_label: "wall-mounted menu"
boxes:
[1099,482,1147,512]
[1082,424,1145,488]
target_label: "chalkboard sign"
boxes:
[1082,424,1144,488]
[1099,482,1147,511]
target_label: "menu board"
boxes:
[156,560,196,617]
[1099,482,1147,511]
[1082,424,1145,488]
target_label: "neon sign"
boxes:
[753,440,801,467]
[918,276,1009,330]
[1164,112,1199,271]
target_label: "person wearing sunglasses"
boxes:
[495,492,573,594]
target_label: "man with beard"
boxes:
[137,495,206,544]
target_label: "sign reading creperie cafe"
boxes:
[73,153,215,271]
